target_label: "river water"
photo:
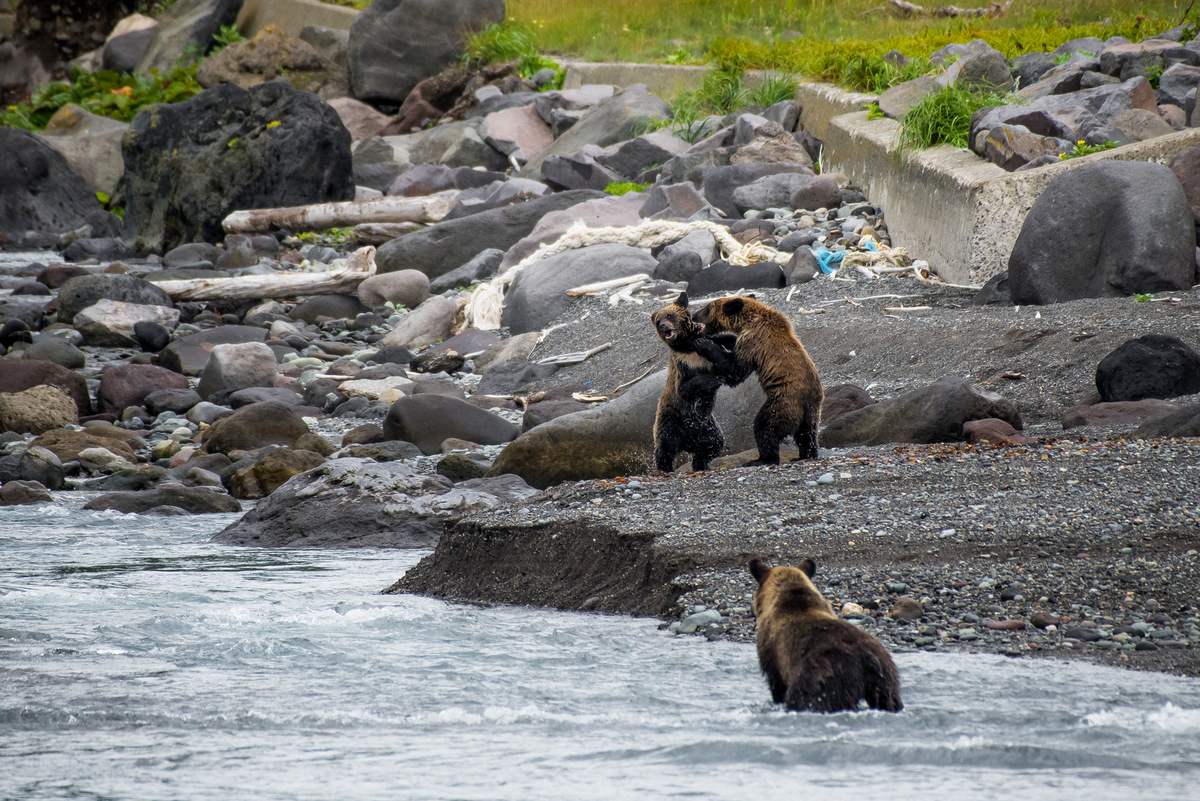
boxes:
[3,500,1200,800]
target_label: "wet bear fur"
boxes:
[692,296,823,465]
[750,558,903,713]
[651,292,736,472]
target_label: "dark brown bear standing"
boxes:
[651,292,735,473]
[692,296,823,465]
[750,558,903,713]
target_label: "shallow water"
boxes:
[3,501,1200,800]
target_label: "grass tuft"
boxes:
[898,83,1023,153]
[1,65,202,131]
[605,181,648,195]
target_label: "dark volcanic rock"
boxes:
[211,457,535,547]
[383,395,519,455]
[1008,161,1196,304]
[1134,402,1200,438]
[0,128,105,246]
[684,259,786,296]
[56,274,174,325]
[159,325,269,376]
[123,82,353,252]
[200,401,310,455]
[1095,335,1200,402]
[135,0,244,73]
[83,486,242,515]
[819,378,1023,448]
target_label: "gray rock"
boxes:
[84,485,241,515]
[136,0,244,73]
[790,177,843,212]
[1134,402,1200,438]
[876,77,938,119]
[1158,63,1200,107]
[428,248,503,294]
[943,49,1014,92]
[21,337,86,369]
[594,130,689,179]
[144,388,202,415]
[290,295,369,324]
[334,440,423,461]
[685,259,786,295]
[0,128,104,247]
[201,401,310,454]
[983,125,1072,171]
[197,342,279,402]
[387,164,503,197]
[1099,39,1200,81]
[353,136,409,192]
[159,325,268,376]
[541,153,624,191]
[438,126,509,171]
[2,446,65,490]
[929,39,1000,65]
[211,457,536,547]
[502,244,658,334]
[357,270,430,309]
[638,181,708,220]
[97,363,190,415]
[74,300,181,348]
[227,387,304,408]
[0,480,53,506]
[378,295,457,350]
[375,189,605,279]
[658,228,719,267]
[1008,52,1058,89]
[1096,335,1200,402]
[819,378,1023,447]
[1110,107,1176,141]
[36,105,129,196]
[762,100,800,132]
[186,401,232,425]
[81,464,171,492]
[732,172,816,213]
[383,395,519,454]
[103,27,157,73]
[1008,161,1196,304]
[475,361,560,395]
[299,25,350,72]
[970,77,1156,145]
[702,164,813,219]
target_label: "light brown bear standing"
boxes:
[750,558,903,713]
[692,297,823,465]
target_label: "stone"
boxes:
[821,384,876,425]
[238,447,326,497]
[338,377,414,401]
[1008,161,1196,304]
[0,480,53,506]
[0,128,104,246]
[227,387,304,408]
[353,136,408,191]
[819,378,1023,448]
[35,264,90,289]
[594,129,689,179]
[135,0,244,73]
[123,82,353,253]
[1061,398,1179,429]
[36,103,129,196]
[685,259,786,296]
[428,248,504,294]
[762,100,800,132]
[540,153,623,192]
[436,125,508,172]
[1159,103,1187,131]
[732,171,817,213]
[948,49,1015,92]
[378,295,458,350]
[200,401,311,455]
[790,177,843,212]
[1134,402,1200,438]
[638,181,708,220]
[29,429,137,465]
[658,229,719,267]
[383,394,518,455]
[1158,63,1200,108]
[335,440,423,461]
[1169,144,1200,226]
[0,361,91,417]
[299,25,350,72]
[520,85,672,181]
[347,0,503,104]
[502,244,658,334]
[77,446,134,474]
[876,77,938,119]
[1008,52,1058,89]
[21,338,86,369]
[409,351,466,375]
[1030,611,1059,629]
[702,164,813,220]
[376,190,605,279]
[342,424,385,445]
[0,385,78,435]
[388,164,501,197]
[82,464,171,492]
[197,342,279,402]
[473,331,540,373]
[196,25,347,99]
[73,299,181,348]
[929,39,999,66]
[983,126,1071,171]
[187,402,232,425]
[498,193,645,270]
[887,597,924,621]
[782,249,819,285]
[98,364,190,415]
[211,458,534,547]
[436,452,492,481]
[522,399,590,432]
[1099,39,1200,81]
[160,326,269,376]
[487,369,765,488]
[144,388,203,416]
[61,237,136,263]
[1110,107,1176,141]
[1,447,65,491]
[730,129,814,170]
[57,274,174,326]
[480,103,554,163]
[963,418,1037,445]
[474,361,560,395]
[102,27,157,74]
[83,486,241,515]
[357,271,430,309]
[290,295,369,324]
[1095,335,1200,402]
[969,78,1157,145]
[134,321,171,353]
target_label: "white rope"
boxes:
[461,219,791,330]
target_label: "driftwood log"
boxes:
[221,191,458,234]
[152,246,377,302]
[884,0,1011,16]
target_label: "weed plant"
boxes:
[1,65,202,131]
[462,21,565,89]
[1059,139,1119,159]
[605,181,649,195]
[898,83,1021,152]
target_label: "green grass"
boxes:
[898,83,1023,153]
[462,21,565,89]
[1059,139,1120,159]
[605,181,649,195]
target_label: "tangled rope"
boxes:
[462,219,791,330]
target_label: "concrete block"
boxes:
[237,0,359,38]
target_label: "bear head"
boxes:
[749,558,836,619]
[652,292,704,353]
[693,296,755,336]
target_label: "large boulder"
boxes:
[1169,142,1200,224]
[229,447,326,498]
[56,274,174,324]
[200,401,310,455]
[1008,161,1196,304]
[123,81,353,253]
[1095,335,1200,402]
[0,360,91,417]
[969,77,1157,147]
[73,299,181,348]
[702,164,813,220]
[375,189,604,278]
[0,481,54,507]
[211,458,536,547]
[196,25,347,99]
[819,378,1023,448]
[519,85,672,181]
[83,486,242,515]
[0,128,104,247]
[159,325,268,376]
[0,385,78,435]
[498,192,645,270]
[97,364,191,416]
[383,394,519,454]
[197,342,279,402]
[501,244,658,334]
[357,270,430,309]
[378,295,457,350]
[1134,402,1200,438]
[135,0,244,73]
[37,104,130,196]
[30,429,138,465]
[347,0,504,104]
[486,369,766,488]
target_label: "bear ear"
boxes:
[674,291,689,308]
[749,559,770,585]
[799,558,817,578]
[723,297,745,315]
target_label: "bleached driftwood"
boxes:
[221,191,458,234]
[884,0,1011,17]
[565,274,652,296]
[536,342,612,366]
[353,222,424,244]
[153,246,377,302]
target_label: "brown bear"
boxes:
[749,558,903,713]
[692,296,823,465]
[651,292,736,473]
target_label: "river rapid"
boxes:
[3,500,1200,800]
